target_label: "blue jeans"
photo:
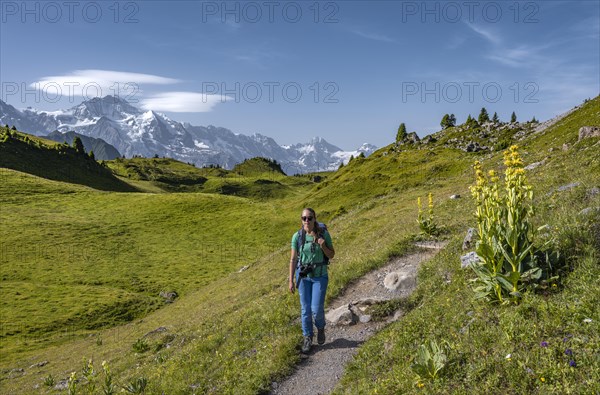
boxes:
[297,273,328,337]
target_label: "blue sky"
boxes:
[1,0,598,150]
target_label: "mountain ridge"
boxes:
[0,96,376,174]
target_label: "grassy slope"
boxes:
[0,98,598,394]
[333,97,600,394]
[0,168,296,355]
[0,129,137,192]
[104,156,311,199]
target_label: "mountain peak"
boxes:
[71,95,141,119]
[85,95,130,105]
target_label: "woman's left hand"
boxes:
[317,237,326,248]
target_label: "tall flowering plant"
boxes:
[468,146,551,304]
[417,193,439,237]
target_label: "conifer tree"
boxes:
[511,112,517,123]
[440,114,450,129]
[478,107,490,124]
[492,112,499,123]
[449,114,456,127]
[441,114,448,129]
[72,136,85,154]
[396,123,407,143]
[89,150,95,161]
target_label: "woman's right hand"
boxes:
[289,279,295,294]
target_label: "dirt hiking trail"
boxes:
[271,241,447,395]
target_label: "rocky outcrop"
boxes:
[397,132,421,146]
[578,126,600,141]
[462,228,476,250]
[462,141,488,152]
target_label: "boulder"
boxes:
[383,270,416,291]
[325,304,358,326]
[587,187,600,197]
[422,135,437,144]
[460,251,480,269]
[159,291,178,303]
[578,126,600,141]
[450,194,461,199]
[557,182,581,192]
[351,297,387,308]
[406,132,421,144]
[579,207,598,216]
[462,228,476,250]
[524,158,546,170]
[55,380,69,391]
[463,142,488,152]
[144,326,168,338]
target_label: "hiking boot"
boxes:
[301,336,312,353]
[317,328,326,345]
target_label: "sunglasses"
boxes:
[301,216,314,221]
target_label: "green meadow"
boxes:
[0,97,598,394]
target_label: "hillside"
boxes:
[43,130,122,160]
[232,157,286,176]
[104,156,312,198]
[0,128,137,192]
[0,97,598,394]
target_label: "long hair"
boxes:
[301,207,323,238]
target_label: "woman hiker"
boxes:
[288,208,335,353]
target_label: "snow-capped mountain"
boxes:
[0,96,377,173]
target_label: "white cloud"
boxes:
[30,69,181,99]
[141,92,229,112]
[464,22,501,45]
[351,29,395,42]
[486,46,538,67]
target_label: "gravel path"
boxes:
[270,242,446,395]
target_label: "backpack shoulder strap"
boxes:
[296,228,305,267]
[317,223,330,265]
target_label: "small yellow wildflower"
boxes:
[417,382,425,388]
[540,377,545,382]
